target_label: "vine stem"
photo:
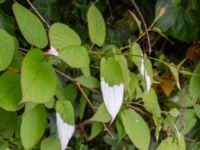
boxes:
[26,0,50,28]
[130,0,152,54]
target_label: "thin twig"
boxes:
[130,0,152,54]
[26,0,50,28]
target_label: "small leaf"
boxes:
[90,103,112,122]
[0,71,23,111]
[64,84,78,102]
[56,112,75,150]
[88,122,102,140]
[194,104,200,119]
[55,100,75,125]
[169,64,180,89]
[21,49,57,103]
[129,11,143,35]
[121,109,150,150]
[169,108,179,117]
[87,4,105,46]
[0,29,15,71]
[40,136,61,150]
[21,105,47,149]
[75,75,100,88]
[49,23,81,49]
[13,3,48,48]
[189,62,200,99]
[59,45,90,68]
[157,137,179,150]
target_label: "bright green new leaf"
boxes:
[121,109,150,150]
[157,137,179,150]
[13,3,48,48]
[88,122,102,140]
[56,100,75,125]
[21,105,47,149]
[0,29,15,71]
[101,57,123,86]
[59,45,90,68]
[21,49,57,103]
[189,62,200,99]
[0,71,23,111]
[49,23,81,49]
[40,136,61,150]
[87,4,105,46]
[75,75,100,88]
[90,103,112,122]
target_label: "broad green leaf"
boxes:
[177,133,186,150]
[189,62,200,99]
[130,42,143,69]
[157,137,179,150]
[13,2,48,48]
[90,103,112,122]
[21,105,47,149]
[64,84,78,102]
[87,4,105,46]
[121,109,150,150]
[40,136,61,150]
[0,9,14,34]
[56,100,75,125]
[0,108,17,139]
[75,75,100,88]
[127,73,139,100]
[0,71,23,111]
[49,23,81,49]
[59,45,90,68]
[0,29,15,71]
[194,104,200,118]
[101,57,123,86]
[21,49,57,103]
[88,122,102,140]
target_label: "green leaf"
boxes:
[194,104,200,118]
[75,75,100,88]
[0,29,15,71]
[0,108,17,139]
[87,4,105,46]
[59,45,90,68]
[157,137,179,150]
[0,71,23,111]
[116,117,126,143]
[88,122,102,140]
[0,9,14,34]
[64,84,78,102]
[129,11,143,35]
[130,42,143,69]
[13,2,48,48]
[49,23,81,49]
[100,57,123,86]
[40,136,61,150]
[90,103,112,122]
[21,49,57,103]
[56,100,75,125]
[79,89,89,120]
[120,109,150,150]
[169,64,180,89]
[177,133,186,150]
[189,62,200,99]
[21,105,47,149]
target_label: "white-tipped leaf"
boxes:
[101,78,124,122]
[47,46,59,56]
[56,112,75,150]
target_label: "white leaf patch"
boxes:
[47,46,59,56]
[101,78,124,122]
[140,56,151,93]
[56,112,75,150]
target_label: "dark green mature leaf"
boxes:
[0,9,14,34]
[189,62,200,100]
[101,57,123,86]
[21,49,57,103]
[13,2,48,48]
[0,29,15,71]
[0,71,23,111]
[21,105,47,149]
[40,136,61,150]
[64,84,78,102]
[75,75,100,88]
[87,4,105,46]
[90,103,111,122]
[59,45,90,68]
[121,109,150,150]
[156,0,200,42]
[49,23,81,49]
[56,100,75,125]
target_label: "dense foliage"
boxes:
[0,0,200,149]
